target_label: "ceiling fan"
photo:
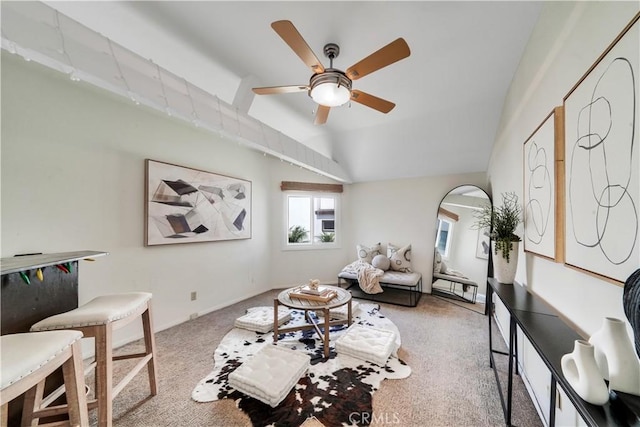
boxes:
[252,20,411,125]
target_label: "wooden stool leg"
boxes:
[1,403,8,427]
[95,325,113,427]
[142,304,158,396]
[62,341,89,427]
[21,380,44,427]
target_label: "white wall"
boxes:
[0,53,275,345]
[488,2,640,336]
[346,173,489,293]
[268,163,350,288]
[0,51,352,348]
[1,49,490,353]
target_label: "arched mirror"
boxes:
[433,185,491,313]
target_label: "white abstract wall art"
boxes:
[145,159,252,246]
[523,108,561,261]
[563,14,639,283]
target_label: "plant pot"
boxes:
[492,241,519,284]
[589,317,640,395]
[561,340,610,405]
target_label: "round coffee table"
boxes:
[274,285,352,359]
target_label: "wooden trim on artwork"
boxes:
[554,106,565,263]
[564,12,640,102]
[280,181,343,193]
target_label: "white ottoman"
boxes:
[228,345,310,407]
[335,324,397,366]
[234,306,292,333]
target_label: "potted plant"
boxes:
[288,225,308,243]
[474,191,522,283]
[318,232,335,243]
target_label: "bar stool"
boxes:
[1,330,89,427]
[30,292,158,427]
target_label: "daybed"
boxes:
[337,242,422,307]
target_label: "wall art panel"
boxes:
[523,108,563,261]
[145,159,251,246]
[563,14,639,283]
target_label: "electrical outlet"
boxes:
[190,291,197,301]
[190,313,198,320]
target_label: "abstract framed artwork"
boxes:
[145,159,251,246]
[563,13,639,283]
[523,107,564,262]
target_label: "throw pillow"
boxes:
[388,243,412,273]
[357,243,382,264]
[372,254,391,271]
[433,250,442,273]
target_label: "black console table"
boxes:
[487,278,640,427]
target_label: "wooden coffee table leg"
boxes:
[347,300,352,326]
[273,299,279,343]
[323,308,330,358]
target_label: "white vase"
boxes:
[561,340,610,405]
[588,317,640,395]
[492,241,519,284]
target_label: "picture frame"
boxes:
[522,107,564,262]
[145,159,251,246]
[563,13,639,283]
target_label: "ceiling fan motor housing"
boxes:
[308,70,352,107]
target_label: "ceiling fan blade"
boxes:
[271,20,325,74]
[346,38,410,81]
[350,90,395,113]
[314,105,330,125]
[252,85,309,95]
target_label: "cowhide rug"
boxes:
[191,303,411,426]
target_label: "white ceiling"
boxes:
[43,1,542,183]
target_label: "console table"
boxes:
[487,278,640,427]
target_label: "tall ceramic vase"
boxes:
[589,317,640,395]
[492,241,519,284]
[561,340,610,405]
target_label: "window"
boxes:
[285,193,339,248]
[435,218,453,258]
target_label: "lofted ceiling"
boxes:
[42,1,542,183]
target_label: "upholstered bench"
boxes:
[338,270,422,307]
[234,306,292,333]
[335,324,397,366]
[228,345,310,407]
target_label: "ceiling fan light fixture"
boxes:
[309,71,352,107]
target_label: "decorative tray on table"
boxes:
[289,286,338,303]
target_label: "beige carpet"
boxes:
[101,291,541,427]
